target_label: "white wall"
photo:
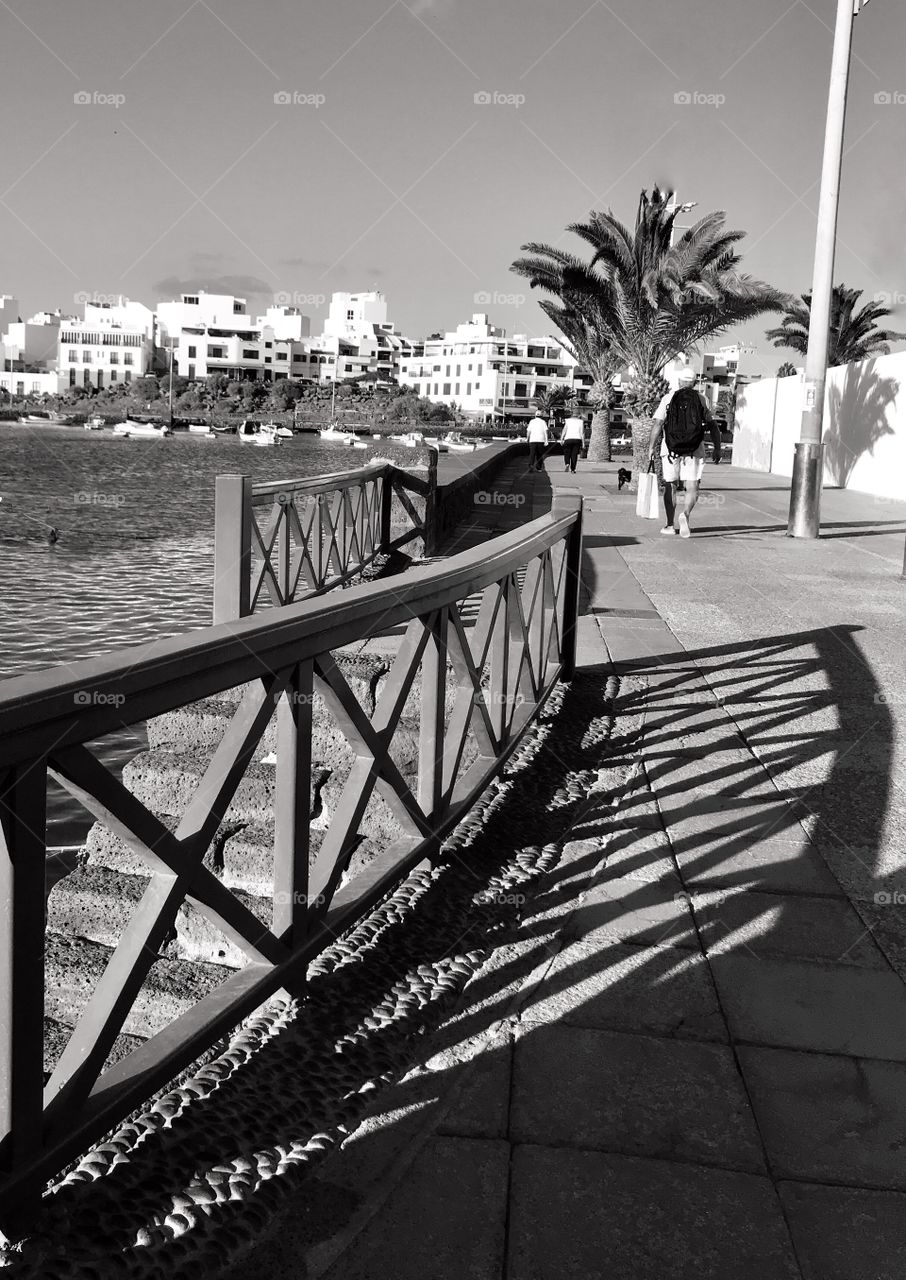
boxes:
[733,351,906,500]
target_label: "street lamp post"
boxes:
[788,0,868,538]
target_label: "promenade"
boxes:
[237,459,906,1280]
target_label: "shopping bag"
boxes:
[635,465,660,519]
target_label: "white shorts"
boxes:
[661,447,705,483]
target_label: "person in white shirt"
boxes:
[560,414,585,473]
[647,368,721,537]
[526,413,549,472]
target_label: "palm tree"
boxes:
[766,285,906,368]
[512,187,789,482]
[777,361,799,378]
[533,383,570,423]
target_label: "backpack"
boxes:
[664,388,706,458]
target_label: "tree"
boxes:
[533,384,571,424]
[512,186,789,482]
[766,285,906,368]
[777,362,799,378]
[131,375,161,401]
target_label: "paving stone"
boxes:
[693,888,886,967]
[740,1045,906,1189]
[321,1137,508,1280]
[600,825,682,886]
[521,938,727,1042]
[508,1146,800,1280]
[512,1023,763,1171]
[780,1181,906,1280]
[711,953,906,1059]
[564,875,697,949]
[673,831,845,897]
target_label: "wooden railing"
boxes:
[0,493,581,1228]
[212,460,436,623]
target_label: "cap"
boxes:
[678,368,696,384]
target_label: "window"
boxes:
[466,383,471,395]
[433,365,440,373]
[110,370,117,382]
[123,353,133,366]
[276,352,287,360]
[209,346,227,358]
[346,309,355,320]
[443,383,451,395]
[433,383,439,395]
[233,302,243,313]
[241,349,259,360]
[188,345,197,358]
[477,364,483,376]
[456,365,460,376]
[124,371,132,384]
[187,365,195,380]
[265,342,272,349]
[83,370,90,387]
[183,295,199,305]
[68,349,76,362]
[455,383,460,395]
[445,365,450,377]
[69,369,76,386]
[82,350,91,363]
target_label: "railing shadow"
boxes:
[14,616,895,1276]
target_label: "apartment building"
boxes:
[397,313,589,420]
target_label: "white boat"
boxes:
[84,416,105,431]
[425,437,448,453]
[319,424,354,444]
[188,422,213,435]
[238,419,281,446]
[371,433,382,440]
[351,440,368,450]
[113,419,171,438]
[18,412,73,426]
[391,431,424,448]
[442,432,477,453]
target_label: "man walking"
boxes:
[560,409,584,473]
[526,411,549,472]
[647,368,721,538]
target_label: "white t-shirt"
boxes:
[526,418,548,443]
[561,417,584,441]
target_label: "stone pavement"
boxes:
[233,461,906,1280]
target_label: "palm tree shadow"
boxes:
[823,359,899,488]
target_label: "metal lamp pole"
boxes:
[788,0,868,538]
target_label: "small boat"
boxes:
[113,419,171,438]
[18,412,73,426]
[319,424,354,444]
[188,422,213,435]
[351,439,368,450]
[274,425,294,439]
[212,423,236,435]
[391,431,424,448]
[238,419,281,446]
[84,416,105,431]
[371,433,383,440]
[442,431,477,453]
[425,437,448,453]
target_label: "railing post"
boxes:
[553,494,583,680]
[379,470,393,555]
[0,762,48,1229]
[273,660,313,951]
[213,474,253,623]
[424,449,438,557]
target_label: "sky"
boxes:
[1,0,904,378]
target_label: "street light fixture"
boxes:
[788,0,872,538]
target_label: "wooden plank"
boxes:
[0,764,47,1181]
[212,474,252,623]
[273,660,313,946]
[418,609,448,819]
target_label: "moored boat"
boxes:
[113,420,171,439]
[238,419,281,446]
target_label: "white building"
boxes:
[2,299,64,397]
[396,314,589,420]
[58,302,154,392]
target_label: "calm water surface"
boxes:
[0,424,393,843]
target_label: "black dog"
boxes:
[617,467,632,490]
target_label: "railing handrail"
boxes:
[0,503,581,767]
[249,461,392,501]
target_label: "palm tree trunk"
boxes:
[630,416,661,492]
[586,408,611,463]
